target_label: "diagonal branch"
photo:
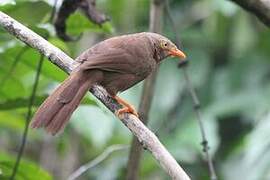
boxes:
[68,144,129,180]
[0,11,190,180]
[230,0,270,27]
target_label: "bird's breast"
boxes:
[134,56,156,79]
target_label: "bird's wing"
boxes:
[77,48,137,74]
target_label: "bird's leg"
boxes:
[113,96,139,118]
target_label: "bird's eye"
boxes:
[161,41,168,48]
[160,41,169,49]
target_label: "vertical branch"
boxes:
[164,1,217,180]
[9,55,44,180]
[126,0,164,179]
[49,0,58,22]
[181,68,217,180]
[9,3,58,179]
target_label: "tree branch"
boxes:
[230,0,270,27]
[68,144,129,180]
[126,0,164,179]
[54,0,109,41]
[9,54,44,180]
[0,11,190,180]
[165,1,217,179]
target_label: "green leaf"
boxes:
[0,1,51,25]
[30,25,50,39]
[18,48,67,82]
[0,152,52,180]
[0,95,98,110]
[0,111,25,131]
[48,37,70,55]
[66,12,114,36]
[0,95,47,110]
[0,67,26,99]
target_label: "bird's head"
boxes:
[147,33,186,62]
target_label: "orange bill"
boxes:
[169,48,186,59]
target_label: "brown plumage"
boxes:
[31,32,186,135]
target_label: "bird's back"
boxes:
[75,33,158,95]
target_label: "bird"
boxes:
[30,32,186,135]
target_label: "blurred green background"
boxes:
[0,0,270,179]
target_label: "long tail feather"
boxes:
[31,70,101,135]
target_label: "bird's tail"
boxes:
[31,70,100,135]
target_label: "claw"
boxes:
[113,95,139,118]
[115,106,139,118]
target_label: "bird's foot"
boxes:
[115,106,139,118]
[113,95,139,118]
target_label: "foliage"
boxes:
[0,152,52,180]
[0,0,270,180]
[66,12,114,36]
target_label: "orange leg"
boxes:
[113,96,139,118]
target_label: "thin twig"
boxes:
[9,54,44,180]
[0,11,190,180]
[9,2,58,179]
[182,69,217,180]
[165,1,217,180]
[68,144,129,180]
[49,0,58,22]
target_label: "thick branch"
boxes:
[230,0,270,27]
[0,11,190,180]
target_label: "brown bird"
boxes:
[31,32,186,135]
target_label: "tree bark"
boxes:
[230,0,270,27]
